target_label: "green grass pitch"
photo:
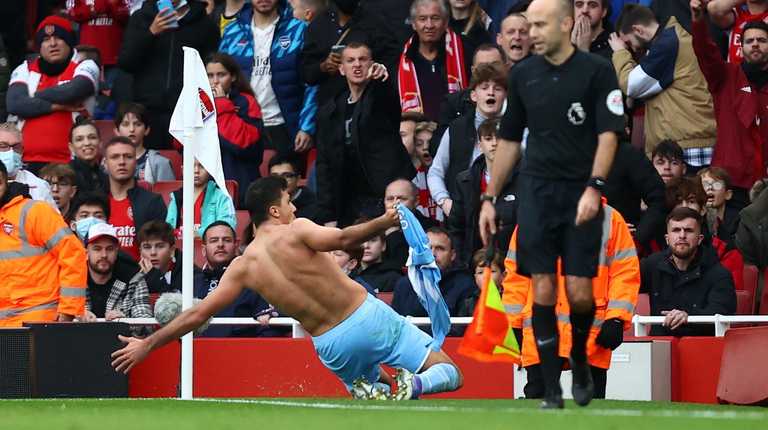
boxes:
[1,398,766,430]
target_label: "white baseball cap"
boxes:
[87,223,118,245]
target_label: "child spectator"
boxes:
[114,102,175,184]
[699,167,740,247]
[652,139,686,184]
[137,220,181,294]
[330,246,378,295]
[40,163,78,216]
[166,159,236,238]
[358,230,403,294]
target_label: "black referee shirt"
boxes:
[498,49,625,181]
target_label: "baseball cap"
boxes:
[86,223,119,245]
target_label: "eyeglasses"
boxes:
[270,172,298,179]
[701,180,725,191]
[0,141,22,152]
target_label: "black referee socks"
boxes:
[570,305,596,364]
[532,304,562,395]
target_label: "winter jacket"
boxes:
[138,149,176,184]
[215,90,263,204]
[640,246,736,336]
[144,249,182,294]
[358,261,403,293]
[194,264,263,337]
[692,18,768,190]
[67,0,130,66]
[302,4,401,106]
[613,17,716,154]
[736,186,768,269]
[70,157,107,194]
[315,80,415,223]
[292,186,318,221]
[447,156,518,266]
[166,180,237,238]
[118,0,219,112]
[218,0,317,139]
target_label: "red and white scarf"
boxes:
[398,29,466,113]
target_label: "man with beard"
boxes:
[692,0,768,210]
[611,4,716,169]
[572,0,612,59]
[707,0,768,63]
[6,15,99,173]
[639,207,736,336]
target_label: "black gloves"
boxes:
[595,318,624,350]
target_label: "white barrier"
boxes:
[632,315,768,337]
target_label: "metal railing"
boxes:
[632,315,768,337]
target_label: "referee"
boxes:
[478,0,624,409]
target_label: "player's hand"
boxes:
[575,186,601,226]
[661,309,689,330]
[111,335,151,373]
[572,15,592,51]
[367,63,389,81]
[381,206,401,228]
[150,8,177,36]
[478,200,497,246]
[294,131,313,153]
[608,33,627,52]
[320,52,342,75]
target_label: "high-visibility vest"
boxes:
[501,203,640,369]
[0,195,87,327]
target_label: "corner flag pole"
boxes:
[180,130,195,400]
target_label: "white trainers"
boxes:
[351,378,389,400]
[391,368,417,401]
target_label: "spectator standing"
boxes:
[496,11,532,68]
[691,5,768,207]
[40,163,79,217]
[82,222,152,321]
[7,15,99,172]
[476,0,525,34]
[137,220,181,294]
[289,0,326,23]
[398,0,470,121]
[68,117,108,193]
[707,0,768,63]
[218,0,317,156]
[315,43,415,226]
[448,0,494,58]
[66,0,130,84]
[114,103,175,184]
[303,0,400,107]
[0,161,87,326]
[118,0,219,149]
[210,0,247,34]
[166,159,236,238]
[0,123,56,207]
[610,4,716,167]
[736,176,768,269]
[268,154,317,220]
[103,136,167,261]
[640,207,736,336]
[205,53,263,200]
[447,119,518,266]
[572,0,612,59]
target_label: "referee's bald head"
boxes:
[528,0,574,23]
[527,0,576,58]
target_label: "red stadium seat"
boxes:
[235,210,250,238]
[94,120,117,143]
[760,268,768,315]
[157,150,182,179]
[743,265,759,314]
[735,290,754,315]
[378,292,394,306]
[260,149,277,178]
[717,326,768,405]
[225,180,238,209]
[152,180,181,206]
[634,293,650,316]
[306,147,317,177]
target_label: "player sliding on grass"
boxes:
[112,176,463,400]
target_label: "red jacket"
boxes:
[68,0,130,66]
[692,18,768,189]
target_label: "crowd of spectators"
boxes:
[0,0,766,341]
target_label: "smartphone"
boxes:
[331,44,346,55]
[156,0,179,28]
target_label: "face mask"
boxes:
[333,0,360,15]
[0,151,22,177]
[75,216,105,240]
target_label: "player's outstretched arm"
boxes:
[111,259,247,373]
[292,209,400,252]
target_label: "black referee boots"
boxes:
[570,357,594,406]
[539,390,564,409]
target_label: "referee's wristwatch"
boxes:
[480,193,497,205]
[586,176,606,194]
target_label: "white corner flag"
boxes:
[169,46,229,196]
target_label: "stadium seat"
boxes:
[735,290,754,316]
[634,293,650,316]
[743,265,759,314]
[157,149,183,179]
[760,268,768,315]
[176,236,206,268]
[225,180,239,209]
[716,326,768,405]
[378,292,394,306]
[152,180,181,206]
[235,210,250,238]
[260,149,277,178]
[94,120,117,143]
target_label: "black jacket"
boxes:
[107,183,167,236]
[360,0,415,46]
[358,261,403,293]
[447,156,518,266]
[448,17,493,63]
[590,29,613,61]
[384,210,440,270]
[432,88,474,156]
[293,186,318,222]
[605,143,666,246]
[443,110,480,199]
[70,158,107,194]
[392,265,477,335]
[735,186,768,269]
[315,80,415,223]
[302,5,401,106]
[144,249,182,294]
[118,0,219,111]
[640,246,736,336]
[193,264,267,337]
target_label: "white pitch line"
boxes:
[186,398,768,421]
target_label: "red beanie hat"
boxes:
[35,15,75,49]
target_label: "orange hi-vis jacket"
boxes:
[0,195,87,326]
[501,203,640,369]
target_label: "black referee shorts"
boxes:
[516,175,603,278]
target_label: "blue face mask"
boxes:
[75,217,105,240]
[0,151,22,177]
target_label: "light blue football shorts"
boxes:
[311,293,434,390]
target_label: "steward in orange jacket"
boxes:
[0,174,87,327]
[502,202,640,398]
